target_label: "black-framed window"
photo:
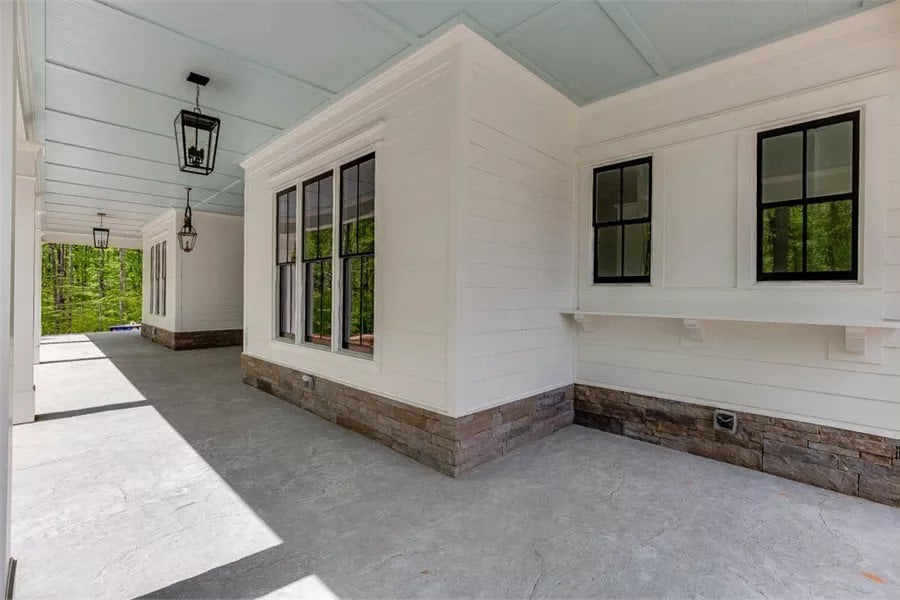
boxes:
[757,111,859,280]
[302,172,333,347]
[592,157,652,283]
[275,186,297,339]
[339,153,375,354]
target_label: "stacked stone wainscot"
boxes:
[141,324,242,350]
[241,354,573,476]
[575,384,900,507]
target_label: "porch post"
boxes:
[0,0,17,577]
[12,140,40,424]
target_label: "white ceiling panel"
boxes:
[46,181,192,210]
[46,0,330,128]
[31,0,883,239]
[504,1,655,103]
[45,166,243,208]
[44,111,245,179]
[622,0,864,73]
[44,142,243,196]
[44,199,165,219]
[101,0,409,93]
[45,64,278,155]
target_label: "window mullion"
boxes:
[330,167,341,353]
[619,168,625,278]
[801,129,808,273]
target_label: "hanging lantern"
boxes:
[93,213,110,249]
[174,72,220,176]
[178,187,198,252]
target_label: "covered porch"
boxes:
[13,332,900,598]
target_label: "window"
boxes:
[149,241,166,316]
[302,172,333,347]
[757,111,859,280]
[274,153,376,356]
[340,154,375,354]
[275,186,297,339]
[592,157,652,283]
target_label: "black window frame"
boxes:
[592,156,652,284]
[301,171,334,348]
[756,111,860,281]
[338,152,376,355]
[275,186,297,340]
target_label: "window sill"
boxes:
[561,309,900,330]
[265,339,381,375]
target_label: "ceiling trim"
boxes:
[338,0,419,44]
[596,1,670,76]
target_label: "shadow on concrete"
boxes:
[75,331,478,600]
[20,331,900,600]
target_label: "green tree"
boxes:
[41,243,143,335]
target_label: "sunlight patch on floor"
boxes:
[259,575,341,600]
[14,342,282,599]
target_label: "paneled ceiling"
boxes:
[27,0,882,242]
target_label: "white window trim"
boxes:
[739,102,882,290]
[270,143,382,366]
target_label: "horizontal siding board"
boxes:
[578,343,900,403]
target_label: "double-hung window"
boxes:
[757,111,859,280]
[339,154,376,354]
[275,187,297,339]
[277,152,376,355]
[302,172,333,347]
[592,157,652,283]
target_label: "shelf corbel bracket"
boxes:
[844,326,867,355]
[682,319,706,343]
[570,312,599,333]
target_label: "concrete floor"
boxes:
[12,332,900,599]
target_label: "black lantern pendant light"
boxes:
[178,187,198,252]
[93,213,110,249]
[174,72,220,176]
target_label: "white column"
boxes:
[12,141,39,424]
[33,196,40,365]
[0,0,17,576]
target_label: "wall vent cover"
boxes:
[713,410,737,434]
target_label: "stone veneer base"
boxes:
[575,384,900,507]
[241,354,573,476]
[141,324,243,351]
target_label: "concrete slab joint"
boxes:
[241,354,574,476]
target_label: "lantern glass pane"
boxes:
[175,110,220,175]
[93,227,109,249]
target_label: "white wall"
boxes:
[241,30,460,414]
[141,209,243,333]
[178,211,243,332]
[453,30,578,415]
[574,2,900,438]
[141,210,177,332]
